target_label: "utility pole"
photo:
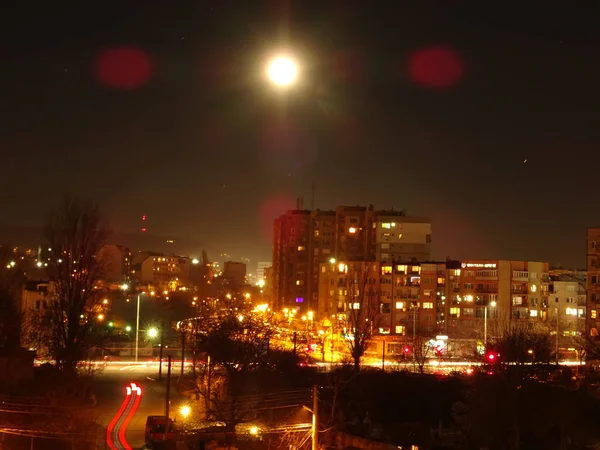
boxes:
[165,355,172,436]
[312,385,318,450]
[293,332,298,356]
[484,306,488,346]
[382,340,385,371]
[556,307,560,364]
[159,321,165,380]
[413,302,417,363]
[180,329,186,377]
[206,355,212,415]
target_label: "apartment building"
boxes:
[586,228,600,337]
[273,205,431,311]
[444,260,550,340]
[139,255,191,289]
[98,244,132,283]
[371,213,432,263]
[318,260,447,338]
[547,275,586,343]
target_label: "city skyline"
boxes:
[2,2,600,268]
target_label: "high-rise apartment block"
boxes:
[272,205,431,311]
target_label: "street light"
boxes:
[135,292,149,362]
[180,405,191,419]
[147,327,159,339]
[267,56,298,87]
[484,300,497,346]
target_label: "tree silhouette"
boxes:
[44,195,110,373]
[343,263,380,372]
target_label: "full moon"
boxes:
[267,57,298,87]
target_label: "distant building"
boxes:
[140,255,191,289]
[21,281,50,313]
[98,244,132,283]
[273,205,431,312]
[256,262,271,284]
[223,261,247,287]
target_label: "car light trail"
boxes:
[106,383,142,450]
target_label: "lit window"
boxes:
[566,308,577,316]
[396,301,404,310]
[348,227,357,234]
[397,265,408,273]
[382,223,391,229]
[422,302,433,309]
[351,302,360,309]
[297,246,305,251]
[296,280,303,286]
[450,307,460,318]
[530,309,538,317]
[381,265,392,275]
[453,269,461,276]
[395,325,405,335]
[592,310,597,319]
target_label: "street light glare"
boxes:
[180,405,191,418]
[147,327,158,338]
[267,56,298,87]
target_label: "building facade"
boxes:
[98,244,132,283]
[586,228,600,337]
[139,255,191,289]
[273,206,431,312]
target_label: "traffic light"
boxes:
[485,351,499,363]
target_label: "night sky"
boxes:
[2,1,600,268]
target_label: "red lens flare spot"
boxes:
[258,196,296,241]
[95,47,152,89]
[408,46,464,89]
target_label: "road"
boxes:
[94,361,186,449]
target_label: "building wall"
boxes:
[140,256,191,288]
[274,206,431,312]
[444,260,550,340]
[98,244,132,283]
[373,215,431,263]
[548,280,586,339]
[586,228,600,336]
[224,261,247,287]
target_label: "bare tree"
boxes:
[195,312,275,430]
[44,195,110,373]
[412,334,433,374]
[344,264,380,372]
[0,248,23,352]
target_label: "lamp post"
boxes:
[135,292,148,362]
[484,300,497,346]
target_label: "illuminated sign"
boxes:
[461,263,497,269]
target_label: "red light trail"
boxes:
[106,383,142,450]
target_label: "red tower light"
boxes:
[403,346,410,353]
[486,352,497,362]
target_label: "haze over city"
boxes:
[3,2,600,267]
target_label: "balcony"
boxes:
[476,288,497,293]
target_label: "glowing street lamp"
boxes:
[267,56,298,87]
[147,327,159,339]
[180,405,191,419]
